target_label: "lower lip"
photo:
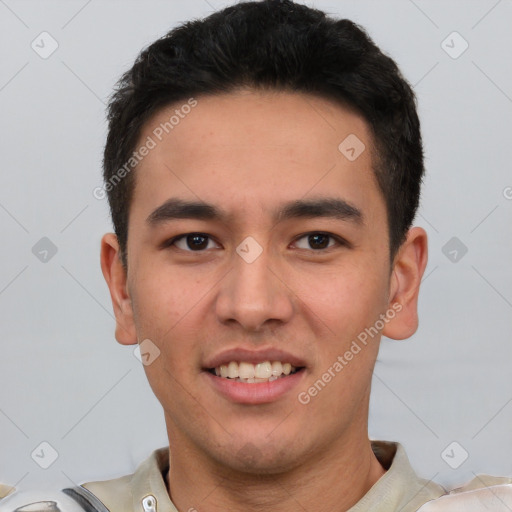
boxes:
[203,369,305,404]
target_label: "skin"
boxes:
[101,89,428,512]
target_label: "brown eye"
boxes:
[168,233,219,251]
[294,232,339,251]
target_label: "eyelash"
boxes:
[163,232,348,252]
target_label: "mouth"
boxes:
[202,348,307,404]
[206,360,304,383]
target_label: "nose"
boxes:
[215,242,294,332]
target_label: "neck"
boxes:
[165,434,386,512]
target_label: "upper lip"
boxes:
[204,347,307,369]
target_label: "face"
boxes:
[101,89,427,474]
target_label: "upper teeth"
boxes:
[214,361,295,379]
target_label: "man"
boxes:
[1,1,510,511]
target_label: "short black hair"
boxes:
[103,0,424,268]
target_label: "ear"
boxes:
[100,233,138,345]
[382,227,428,340]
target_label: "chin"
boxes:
[214,436,306,475]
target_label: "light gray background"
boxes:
[1,0,511,494]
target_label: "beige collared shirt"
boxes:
[3,440,511,511]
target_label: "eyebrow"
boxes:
[146,197,363,226]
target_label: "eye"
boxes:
[293,232,344,251]
[166,233,220,252]
[164,231,347,253]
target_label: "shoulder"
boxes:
[81,473,134,511]
[0,447,171,512]
[81,446,172,512]
[417,474,512,511]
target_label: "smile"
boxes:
[208,361,301,383]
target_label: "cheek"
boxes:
[132,273,201,399]
[291,262,388,340]
[130,268,203,340]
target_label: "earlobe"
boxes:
[382,227,428,340]
[100,233,138,345]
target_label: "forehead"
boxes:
[131,90,382,225]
